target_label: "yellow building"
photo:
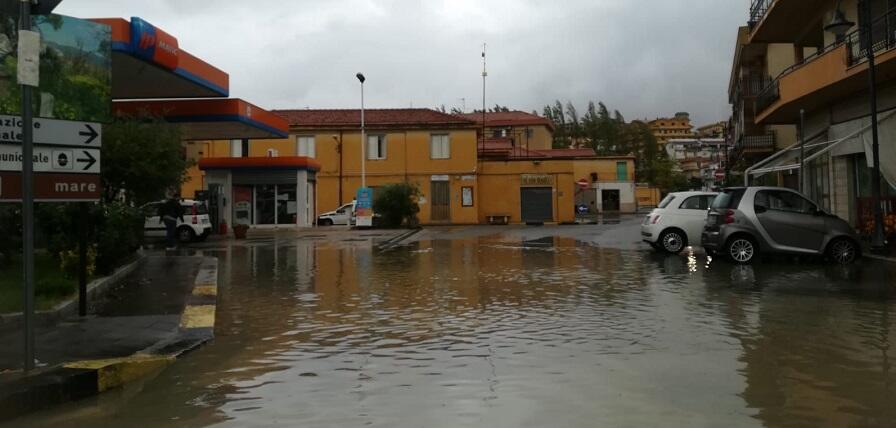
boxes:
[183,108,639,226]
[696,121,727,138]
[648,112,695,145]
[458,111,555,151]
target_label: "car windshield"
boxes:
[711,189,745,210]
[657,194,676,209]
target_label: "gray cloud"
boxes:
[56,0,749,126]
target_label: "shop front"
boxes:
[199,157,320,230]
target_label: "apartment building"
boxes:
[648,112,695,145]
[739,0,896,227]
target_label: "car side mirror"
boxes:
[755,205,768,214]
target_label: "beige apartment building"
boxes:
[733,0,896,230]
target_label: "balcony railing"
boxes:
[847,9,896,66]
[748,0,774,28]
[755,80,779,113]
[740,133,776,152]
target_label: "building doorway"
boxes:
[602,189,620,212]
[521,187,553,223]
[431,180,450,221]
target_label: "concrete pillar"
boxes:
[296,170,309,226]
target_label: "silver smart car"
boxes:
[701,187,861,264]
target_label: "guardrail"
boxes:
[748,0,774,28]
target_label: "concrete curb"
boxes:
[0,256,219,421]
[0,251,147,329]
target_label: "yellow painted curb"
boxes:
[65,355,174,392]
[180,305,216,329]
[192,285,217,296]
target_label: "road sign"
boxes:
[356,187,374,227]
[0,115,102,148]
[0,144,100,174]
[0,172,100,202]
[576,178,589,189]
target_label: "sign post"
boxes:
[355,187,373,227]
[19,0,36,373]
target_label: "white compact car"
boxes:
[317,201,356,226]
[641,191,718,254]
[142,199,213,243]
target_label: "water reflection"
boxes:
[7,230,896,428]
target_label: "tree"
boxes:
[450,107,464,114]
[101,116,191,205]
[373,182,421,228]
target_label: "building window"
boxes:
[616,161,628,181]
[231,139,249,157]
[431,134,450,159]
[367,135,387,160]
[297,136,315,158]
[462,186,474,207]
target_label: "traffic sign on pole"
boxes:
[0,115,102,148]
[0,144,100,174]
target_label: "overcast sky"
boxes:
[57,0,748,126]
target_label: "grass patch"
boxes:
[0,252,80,313]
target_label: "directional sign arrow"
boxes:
[79,124,99,145]
[0,114,102,148]
[76,150,96,171]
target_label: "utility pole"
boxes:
[481,43,487,151]
[862,0,887,251]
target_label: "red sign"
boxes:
[576,179,589,189]
[0,172,101,201]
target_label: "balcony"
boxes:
[755,10,896,124]
[739,133,777,154]
[748,0,826,43]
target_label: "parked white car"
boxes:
[641,191,718,254]
[142,199,212,243]
[317,201,356,226]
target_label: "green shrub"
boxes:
[93,202,143,274]
[373,183,421,228]
[0,205,21,268]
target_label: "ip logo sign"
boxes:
[52,150,73,170]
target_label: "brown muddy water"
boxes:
[7,225,896,427]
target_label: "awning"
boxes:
[113,99,289,140]
[199,156,320,172]
[745,110,896,184]
[91,17,229,99]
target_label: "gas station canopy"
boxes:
[113,99,289,140]
[91,17,229,99]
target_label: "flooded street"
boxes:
[9,219,896,427]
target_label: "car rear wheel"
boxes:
[827,238,858,264]
[659,229,687,254]
[727,236,756,264]
[178,227,196,243]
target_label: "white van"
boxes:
[317,201,356,226]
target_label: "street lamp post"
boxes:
[356,73,366,189]
[826,0,887,251]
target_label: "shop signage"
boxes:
[431,174,449,181]
[521,174,554,186]
[131,17,179,71]
[356,187,374,227]
[0,172,101,202]
[0,115,102,147]
[0,145,100,174]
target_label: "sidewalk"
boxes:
[0,255,218,421]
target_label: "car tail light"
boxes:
[191,205,198,224]
[651,215,661,224]
[724,209,735,224]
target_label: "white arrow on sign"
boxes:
[0,144,100,174]
[0,114,102,148]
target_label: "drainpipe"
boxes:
[338,131,343,205]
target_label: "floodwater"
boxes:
[8,223,896,427]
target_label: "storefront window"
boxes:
[255,185,277,225]
[277,184,297,225]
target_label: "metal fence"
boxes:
[748,0,774,27]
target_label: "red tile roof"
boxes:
[458,111,555,131]
[273,108,476,129]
